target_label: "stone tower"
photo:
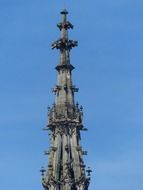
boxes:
[41,9,92,190]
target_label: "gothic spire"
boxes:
[42,10,91,190]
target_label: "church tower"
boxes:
[41,9,92,190]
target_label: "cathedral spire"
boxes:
[42,10,91,190]
[51,9,78,109]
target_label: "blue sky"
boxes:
[0,0,143,190]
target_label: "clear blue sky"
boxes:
[0,0,143,190]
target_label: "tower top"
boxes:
[57,9,74,31]
[51,10,78,106]
[52,9,77,71]
[60,9,68,15]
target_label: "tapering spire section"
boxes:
[41,10,91,190]
[51,9,78,113]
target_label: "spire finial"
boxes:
[60,9,68,24]
[52,10,78,51]
[61,9,68,15]
[56,9,73,31]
